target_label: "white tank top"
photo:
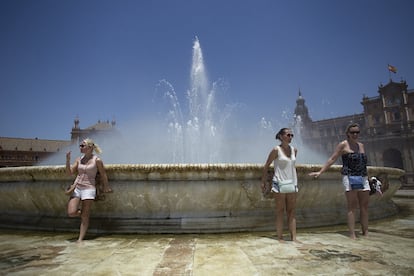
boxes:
[272,145,298,188]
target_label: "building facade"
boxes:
[0,137,71,167]
[0,119,117,167]
[295,79,414,189]
[70,117,117,144]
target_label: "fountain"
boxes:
[0,38,404,233]
[0,164,404,233]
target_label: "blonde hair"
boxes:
[82,138,102,154]
[345,123,360,139]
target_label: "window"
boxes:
[391,108,401,121]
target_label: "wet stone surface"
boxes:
[0,245,65,274]
[0,193,413,275]
[308,249,362,262]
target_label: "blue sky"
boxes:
[1,0,414,141]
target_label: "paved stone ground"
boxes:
[0,192,413,276]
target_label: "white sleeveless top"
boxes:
[272,145,298,189]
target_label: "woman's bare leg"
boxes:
[274,193,286,241]
[345,191,358,239]
[78,199,93,242]
[67,197,81,217]
[358,190,370,236]
[286,193,298,242]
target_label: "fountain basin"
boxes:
[0,164,404,233]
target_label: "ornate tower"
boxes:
[294,90,312,127]
[71,116,81,143]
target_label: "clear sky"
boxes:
[1,0,413,141]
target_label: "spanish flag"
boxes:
[388,64,397,73]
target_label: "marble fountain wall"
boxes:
[0,164,404,233]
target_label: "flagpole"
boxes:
[388,63,392,81]
[387,63,398,81]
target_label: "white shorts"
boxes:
[342,175,370,192]
[72,187,96,200]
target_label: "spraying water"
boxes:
[154,37,227,163]
[42,37,326,165]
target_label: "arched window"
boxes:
[391,108,401,121]
[383,148,403,170]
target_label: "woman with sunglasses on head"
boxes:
[309,123,370,239]
[262,128,299,242]
[65,138,112,243]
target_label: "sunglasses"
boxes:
[286,134,294,138]
[79,144,86,148]
[349,131,360,134]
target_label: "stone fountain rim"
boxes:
[0,163,405,182]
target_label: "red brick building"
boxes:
[0,119,116,167]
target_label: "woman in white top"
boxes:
[262,128,299,242]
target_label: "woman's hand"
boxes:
[103,186,113,193]
[66,151,71,161]
[65,183,76,195]
[308,171,321,178]
[65,151,73,175]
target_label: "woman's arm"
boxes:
[262,148,278,182]
[65,151,78,175]
[96,158,112,193]
[309,141,345,178]
[359,142,365,154]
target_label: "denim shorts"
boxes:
[342,175,370,192]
